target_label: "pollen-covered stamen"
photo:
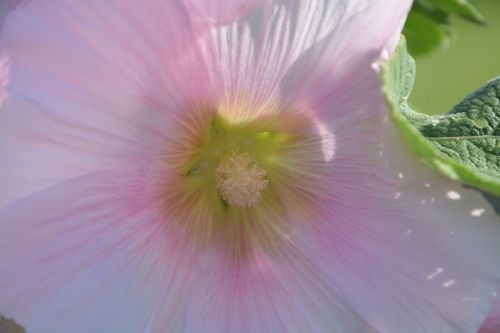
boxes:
[215,152,268,207]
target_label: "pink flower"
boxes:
[0,1,499,332]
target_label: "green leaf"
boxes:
[414,78,500,177]
[381,37,500,195]
[403,8,450,57]
[403,0,486,57]
[427,0,486,24]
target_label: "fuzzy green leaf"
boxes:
[414,78,500,177]
[382,37,500,195]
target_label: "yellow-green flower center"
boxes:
[162,107,327,255]
[178,114,295,209]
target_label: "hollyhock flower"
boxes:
[0,0,500,332]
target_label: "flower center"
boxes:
[161,106,328,255]
[215,152,268,207]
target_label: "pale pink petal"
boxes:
[0,169,197,333]
[198,0,353,112]
[0,0,13,103]
[184,0,261,26]
[480,296,500,333]
[0,0,209,207]
[0,0,20,31]
[0,96,134,208]
[274,63,500,331]
[280,0,410,120]
[267,2,500,328]
[196,0,411,121]
[0,56,8,106]
[185,244,379,333]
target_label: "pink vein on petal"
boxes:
[0,56,9,106]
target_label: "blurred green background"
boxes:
[410,0,500,115]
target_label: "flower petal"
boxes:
[0,55,8,106]
[184,0,262,26]
[0,169,197,333]
[480,295,500,333]
[184,243,379,333]
[280,0,411,119]
[192,0,411,122]
[0,0,209,207]
[284,62,500,330]
[0,97,133,208]
[0,0,12,105]
[199,0,351,108]
[0,0,19,32]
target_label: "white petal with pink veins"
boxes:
[184,243,379,333]
[0,170,197,333]
[0,56,8,106]
[0,0,209,207]
[184,0,262,26]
